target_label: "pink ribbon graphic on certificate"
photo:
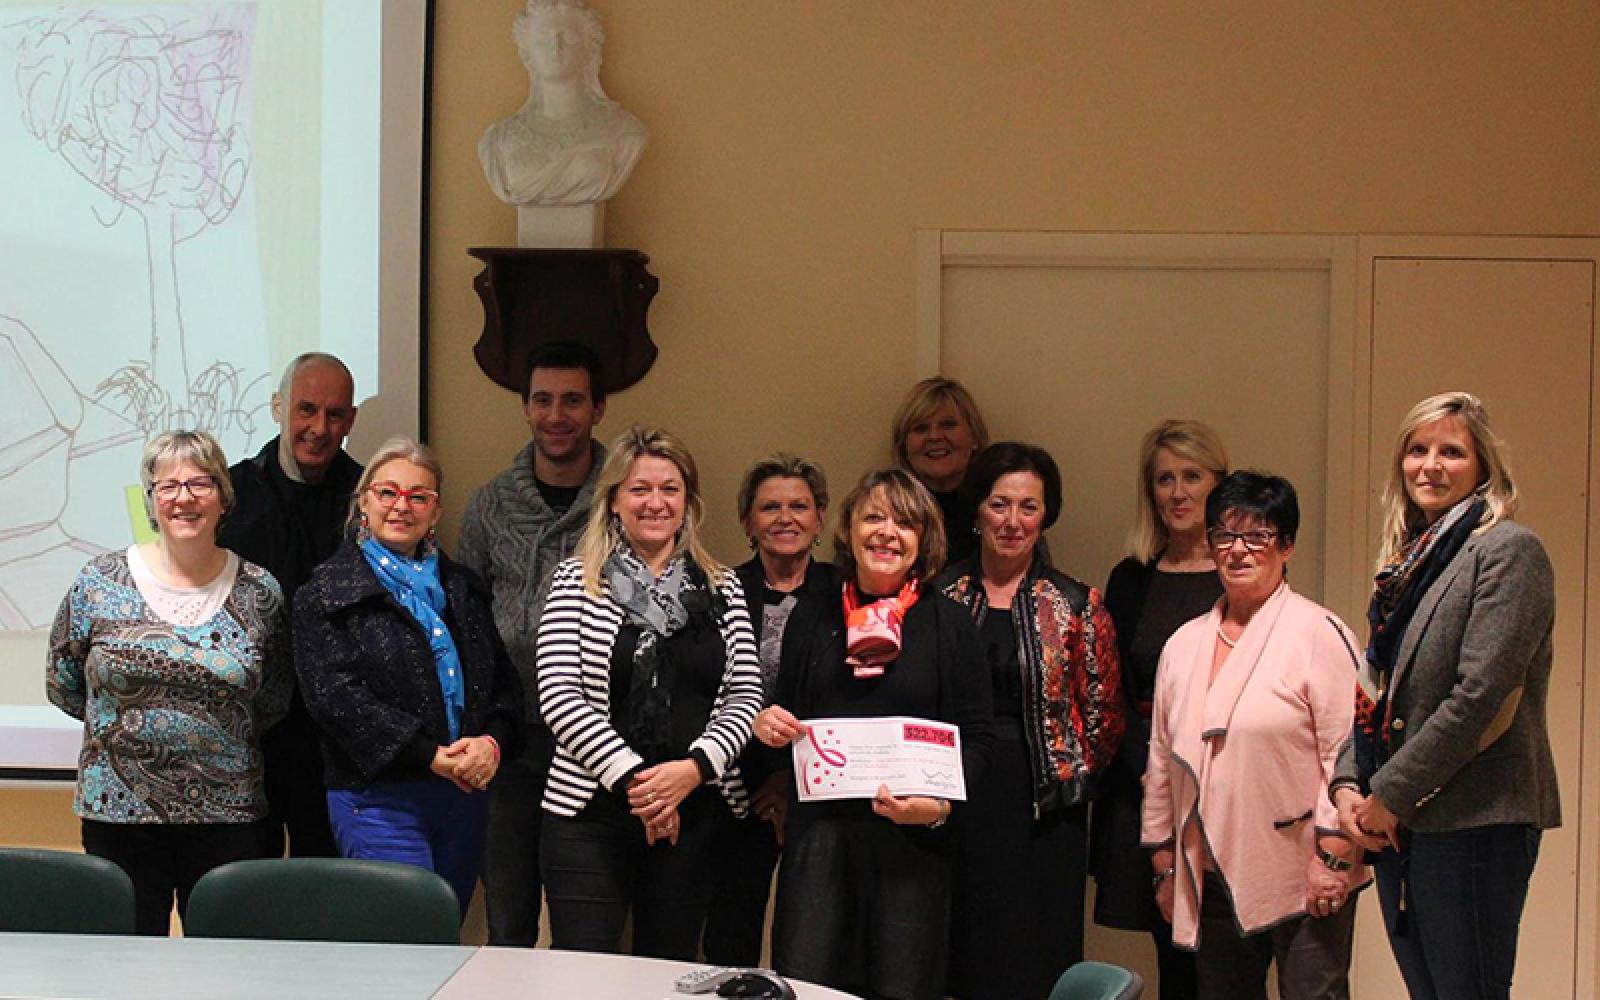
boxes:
[809,727,848,767]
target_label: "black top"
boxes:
[934,488,977,567]
[536,478,582,514]
[979,608,1025,733]
[1103,558,1220,780]
[220,437,363,599]
[776,588,995,825]
[607,617,730,768]
[219,438,364,753]
[292,542,525,788]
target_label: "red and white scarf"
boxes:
[843,578,920,679]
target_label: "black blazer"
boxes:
[293,542,525,788]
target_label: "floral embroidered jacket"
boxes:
[939,555,1125,812]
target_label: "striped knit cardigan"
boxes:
[536,556,763,818]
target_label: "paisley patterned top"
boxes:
[47,550,292,824]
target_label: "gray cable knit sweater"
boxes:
[457,440,607,723]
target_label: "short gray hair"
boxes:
[139,430,235,531]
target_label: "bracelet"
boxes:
[1316,846,1354,872]
[1151,867,1176,890]
[927,800,951,829]
[484,734,500,763]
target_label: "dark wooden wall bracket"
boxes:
[468,247,659,396]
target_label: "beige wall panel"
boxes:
[1364,256,1593,999]
[942,264,1331,596]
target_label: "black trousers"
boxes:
[259,696,337,858]
[703,809,782,966]
[483,724,551,946]
[540,786,733,960]
[82,819,266,936]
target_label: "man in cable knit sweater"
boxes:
[458,340,608,947]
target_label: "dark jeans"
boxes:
[483,725,551,946]
[81,819,266,936]
[1373,824,1541,1000]
[1195,871,1355,1000]
[326,777,491,920]
[540,787,732,960]
[260,698,337,858]
[703,809,782,966]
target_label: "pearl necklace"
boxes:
[1216,623,1239,648]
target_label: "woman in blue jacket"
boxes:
[294,437,523,918]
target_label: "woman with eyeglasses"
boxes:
[1141,471,1368,999]
[294,436,523,919]
[48,430,292,935]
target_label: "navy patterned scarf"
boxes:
[1353,490,1486,783]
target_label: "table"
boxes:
[436,945,861,999]
[0,932,473,999]
[0,933,861,999]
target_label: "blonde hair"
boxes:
[139,430,235,531]
[1125,419,1230,562]
[348,437,443,530]
[1377,392,1517,567]
[831,468,948,587]
[576,425,726,595]
[890,377,990,472]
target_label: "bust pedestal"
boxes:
[468,247,659,395]
[517,203,605,249]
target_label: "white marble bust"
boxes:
[479,0,648,208]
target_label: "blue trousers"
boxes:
[1373,824,1541,1000]
[327,777,490,919]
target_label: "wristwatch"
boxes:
[927,799,951,829]
[1317,846,1354,872]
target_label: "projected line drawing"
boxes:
[10,6,255,432]
[0,5,270,630]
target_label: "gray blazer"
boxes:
[1334,520,1561,833]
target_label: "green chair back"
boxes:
[0,847,136,934]
[184,858,460,945]
[1049,960,1145,1000]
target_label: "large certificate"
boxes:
[792,716,966,802]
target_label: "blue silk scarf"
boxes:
[360,537,465,741]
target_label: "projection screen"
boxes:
[0,0,431,776]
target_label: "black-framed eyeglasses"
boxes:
[368,482,440,509]
[148,476,219,502]
[1207,527,1278,552]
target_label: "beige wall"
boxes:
[432,1,1600,562]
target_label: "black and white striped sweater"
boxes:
[536,557,763,818]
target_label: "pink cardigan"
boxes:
[1140,583,1369,948]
